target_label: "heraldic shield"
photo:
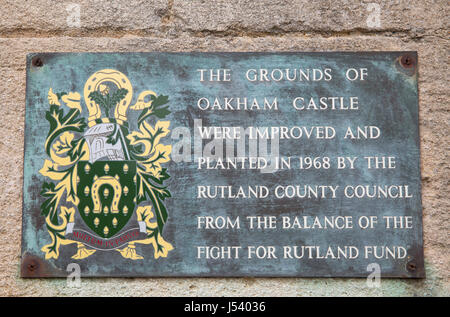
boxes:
[38,68,174,261]
[76,160,136,238]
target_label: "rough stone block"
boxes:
[0,0,168,34]
[173,0,448,35]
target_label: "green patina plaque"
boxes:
[21,52,424,278]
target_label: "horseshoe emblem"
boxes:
[91,176,122,214]
[84,69,133,126]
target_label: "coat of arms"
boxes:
[39,69,173,260]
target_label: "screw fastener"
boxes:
[32,56,43,67]
[400,54,416,68]
[407,262,417,272]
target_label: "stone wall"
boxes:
[0,0,448,296]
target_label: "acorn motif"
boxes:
[103,188,109,198]
[99,84,109,96]
[112,218,118,228]
[123,186,129,196]
[123,206,128,215]
[94,217,100,227]
[84,206,90,215]
[84,164,91,174]
[123,164,129,174]
[104,164,110,174]
[103,206,109,214]
[84,186,90,196]
[103,226,109,236]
